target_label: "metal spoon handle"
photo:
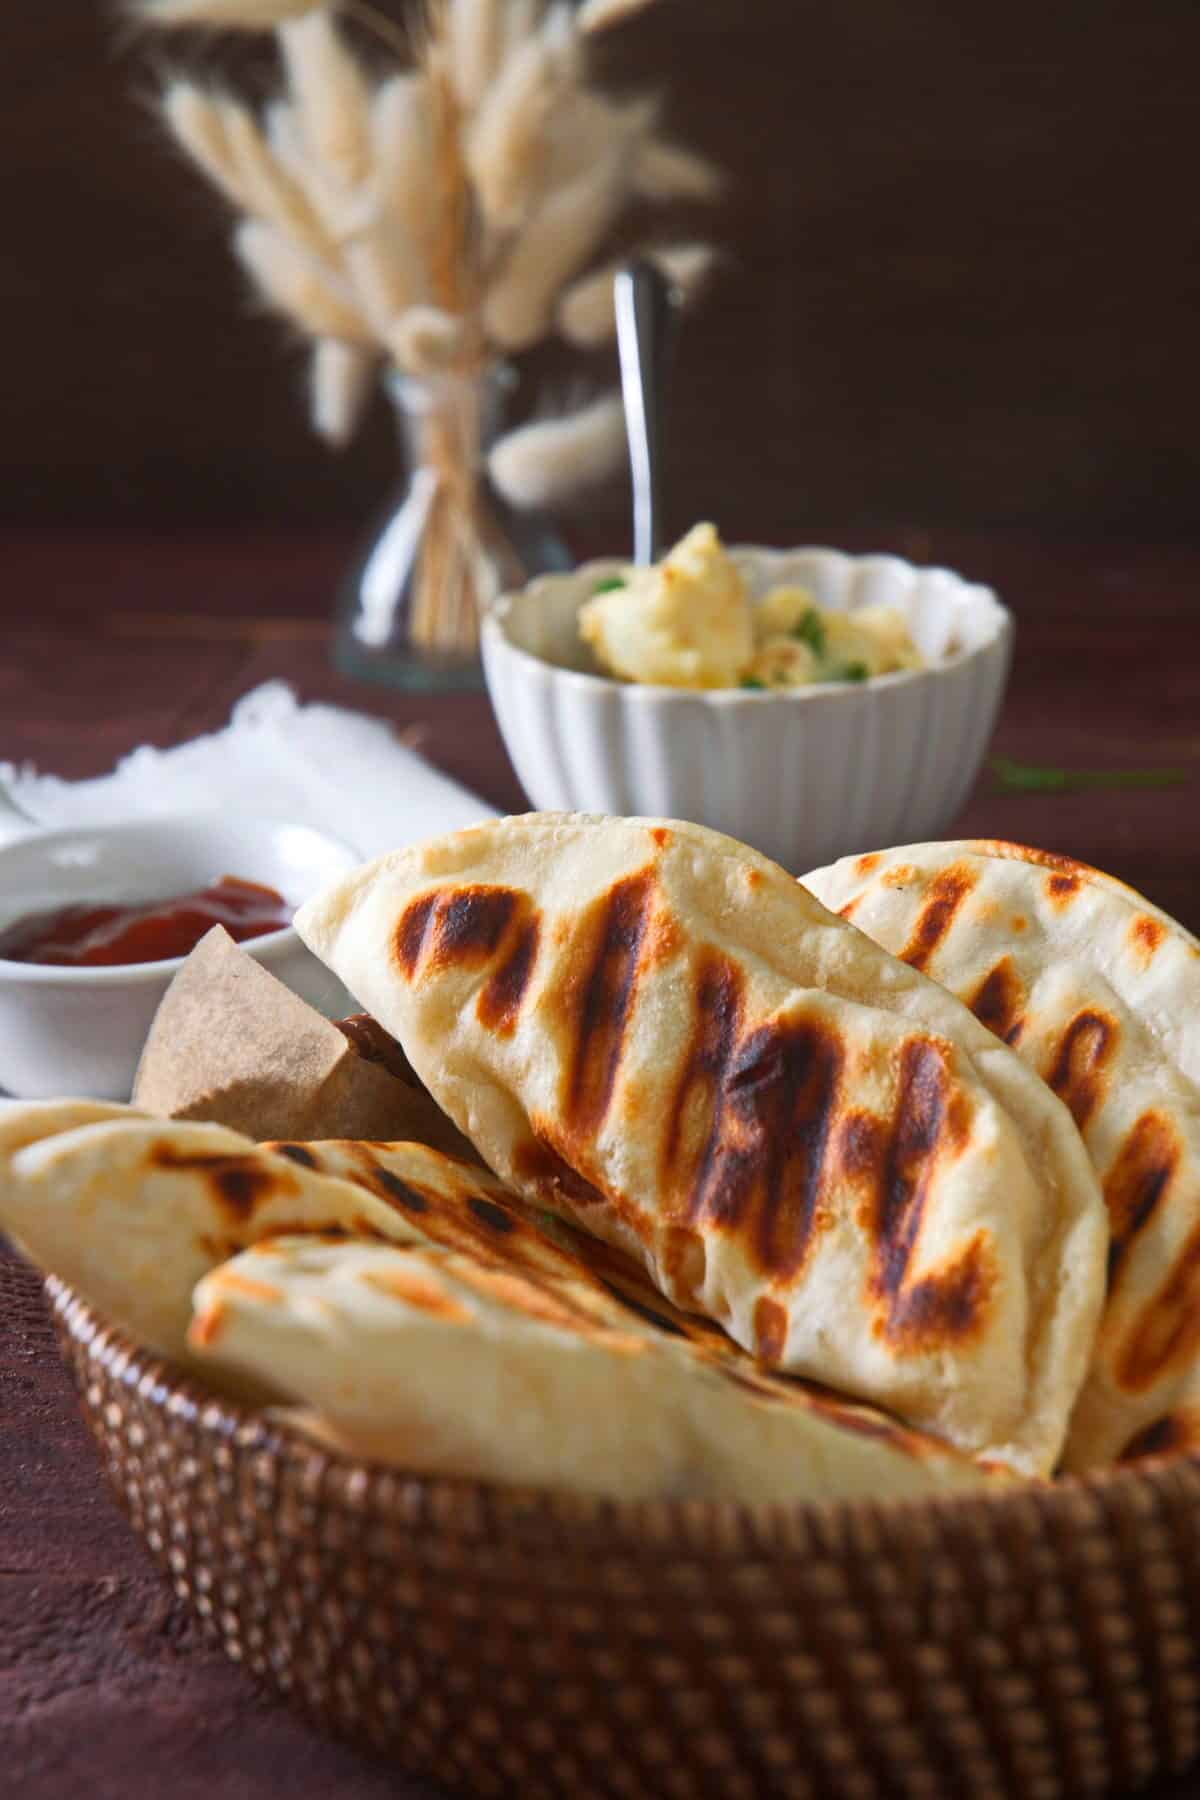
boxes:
[615,260,673,566]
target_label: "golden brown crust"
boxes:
[804,836,1200,1470]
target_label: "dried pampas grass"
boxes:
[264,96,313,190]
[364,78,437,315]
[484,149,627,349]
[371,75,434,223]
[465,4,579,231]
[145,1,721,400]
[163,82,330,257]
[234,219,372,341]
[488,391,626,510]
[310,336,376,444]
[279,11,374,199]
[341,223,423,338]
[634,136,725,201]
[219,98,332,250]
[160,83,248,210]
[497,0,544,58]
[422,44,471,310]
[576,0,659,34]
[134,0,323,25]
[138,0,724,661]
[539,88,657,194]
[447,0,506,110]
[557,241,716,347]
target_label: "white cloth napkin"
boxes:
[1,682,497,858]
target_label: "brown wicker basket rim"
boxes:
[49,1273,1200,1560]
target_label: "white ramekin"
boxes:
[482,547,1013,874]
[0,814,359,1099]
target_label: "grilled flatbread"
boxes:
[804,839,1200,1470]
[259,1136,617,1288]
[0,1097,139,1159]
[190,1233,1012,1504]
[0,1104,506,1360]
[294,813,1107,1475]
[0,1100,1009,1503]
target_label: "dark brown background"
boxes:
[5,0,1200,541]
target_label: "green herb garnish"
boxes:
[830,660,869,683]
[592,576,626,595]
[990,757,1188,794]
[792,607,826,656]
[740,676,767,690]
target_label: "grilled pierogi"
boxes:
[804,839,1200,1470]
[295,814,1107,1475]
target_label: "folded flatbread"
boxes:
[294,813,1107,1475]
[804,839,1200,1470]
[0,1103,503,1361]
[0,1100,1008,1503]
[0,1097,138,1158]
[189,1230,1012,1505]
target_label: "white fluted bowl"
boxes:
[482,547,1013,873]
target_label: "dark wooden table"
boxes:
[2,526,1199,1798]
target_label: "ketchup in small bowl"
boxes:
[0,875,293,968]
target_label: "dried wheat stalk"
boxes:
[138,0,723,660]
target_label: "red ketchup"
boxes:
[0,875,293,967]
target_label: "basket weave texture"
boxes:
[47,1275,1200,1800]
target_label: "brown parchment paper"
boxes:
[132,927,479,1162]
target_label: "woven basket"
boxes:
[47,1274,1200,1800]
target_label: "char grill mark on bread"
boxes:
[803,837,1200,1469]
[295,813,1108,1475]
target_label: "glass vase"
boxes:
[334,364,570,692]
